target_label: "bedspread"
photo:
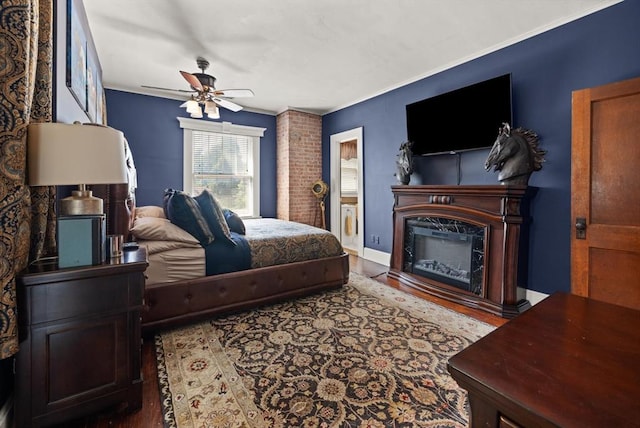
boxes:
[245,218,344,268]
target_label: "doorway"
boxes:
[330,127,364,256]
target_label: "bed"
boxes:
[96,181,349,334]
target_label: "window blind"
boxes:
[191,131,253,214]
[192,131,250,176]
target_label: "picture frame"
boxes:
[66,0,87,112]
[86,49,98,123]
[66,0,104,123]
[96,76,104,125]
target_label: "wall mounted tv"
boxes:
[406,73,512,156]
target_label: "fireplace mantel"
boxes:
[389,185,533,318]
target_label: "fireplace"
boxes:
[405,218,484,295]
[389,185,533,318]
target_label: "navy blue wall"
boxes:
[322,1,640,294]
[104,2,638,295]
[105,90,278,217]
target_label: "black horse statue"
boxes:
[484,123,546,185]
[395,141,414,185]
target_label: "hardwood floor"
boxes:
[55,255,506,427]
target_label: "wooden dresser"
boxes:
[15,249,148,427]
[447,292,640,427]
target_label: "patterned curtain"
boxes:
[0,0,54,359]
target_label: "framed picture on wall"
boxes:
[86,50,98,122]
[66,0,87,112]
[96,77,104,125]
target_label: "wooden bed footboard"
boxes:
[143,252,349,333]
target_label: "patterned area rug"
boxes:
[155,273,495,427]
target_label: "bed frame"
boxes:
[95,183,350,333]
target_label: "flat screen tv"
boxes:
[406,73,512,156]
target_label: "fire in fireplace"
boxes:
[404,217,485,295]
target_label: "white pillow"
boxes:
[131,217,198,244]
[135,205,166,219]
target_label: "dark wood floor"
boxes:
[56,255,507,427]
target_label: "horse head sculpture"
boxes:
[395,141,414,184]
[484,123,546,185]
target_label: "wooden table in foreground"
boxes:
[447,292,640,428]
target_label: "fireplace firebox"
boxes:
[389,185,533,318]
[405,218,484,295]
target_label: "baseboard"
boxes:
[362,247,390,267]
[0,394,12,428]
[523,288,549,306]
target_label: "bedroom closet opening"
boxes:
[330,127,364,257]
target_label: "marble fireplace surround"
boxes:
[389,185,533,318]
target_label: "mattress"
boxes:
[144,245,205,285]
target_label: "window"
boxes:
[178,117,265,217]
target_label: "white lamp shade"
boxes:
[185,100,200,114]
[205,101,220,119]
[27,123,129,186]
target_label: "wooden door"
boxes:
[571,76,640,309]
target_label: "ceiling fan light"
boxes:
[204,101,220,119]
[190,108,203,119]
[185,99,200,114]
[207,107,220,120]
[180,99,196,109]
[204,100,216,113]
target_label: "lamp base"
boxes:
[60,189,103,215]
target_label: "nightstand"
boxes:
[15,248,148,427]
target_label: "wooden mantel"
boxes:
[389,185,533,318]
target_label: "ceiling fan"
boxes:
[142,57,254,118]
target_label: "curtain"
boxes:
[340,140,357,160]
[0,0,54,359]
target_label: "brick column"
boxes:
[276,110,322,226]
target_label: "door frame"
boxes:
[570,76,640,309]
[330,127,364,256]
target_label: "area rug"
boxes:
[155,273,495,428]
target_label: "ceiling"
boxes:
[83,0,620,116]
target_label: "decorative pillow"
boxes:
[130,217,199,244]
[163,189,215,246]
[223,208,246,235]
[194,189,236,246]
[135,205,166,219]
[162,189,173,217]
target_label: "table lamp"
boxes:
[27,122,128,215]
[28,122,129,267]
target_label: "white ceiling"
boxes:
[83,0,620,116]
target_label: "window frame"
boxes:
[178,117,266,218]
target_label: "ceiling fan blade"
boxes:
[213,89,255,98]
[213,97,243,112]
[141,85,194,93]
[180,71,204,91]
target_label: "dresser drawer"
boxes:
[23,272,140,325]
[499,415,522,428]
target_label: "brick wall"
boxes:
[276,110,323,226]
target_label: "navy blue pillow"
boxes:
[194,190,236,246]
[163,189,215,246]
[223,209,246,235]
